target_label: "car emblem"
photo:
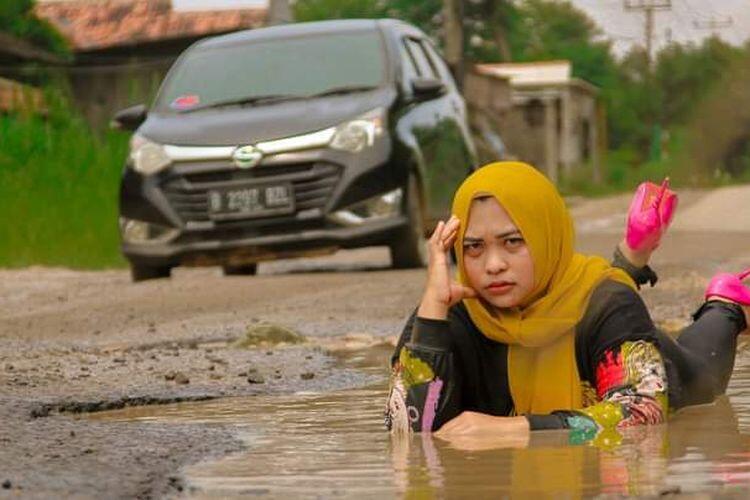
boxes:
[232,145,263,169]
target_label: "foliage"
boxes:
[0,91,128,268]
[291,0,750,180]
[511,0,618,89]
[0,0,69,57]
[293,0,387,21]
[295,0,518,61]
[679,48,750,181]
[654,37,745,126]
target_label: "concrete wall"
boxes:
[465,75,601,184]
[463,71,513,165]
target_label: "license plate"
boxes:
[207,183,294,220]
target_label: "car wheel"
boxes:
[223,263,258,276]
[389,175,428,269]
[131,264,171,282]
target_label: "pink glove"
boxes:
[625,178,678,252]
[705,268,750,305]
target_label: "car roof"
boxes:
[195,19,423,49]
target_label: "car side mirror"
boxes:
[411,77,446,101]
[111,104,147,131]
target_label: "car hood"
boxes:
[138,88,396,146]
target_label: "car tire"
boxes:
[389,175,428,269]
[222,264,258,276]
[131,264,171,282]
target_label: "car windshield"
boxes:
[156,30,387,112]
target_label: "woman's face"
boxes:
[462,197,535,309]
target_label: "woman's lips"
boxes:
[485,281,515,295]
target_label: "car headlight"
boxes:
[330,108,385,153]
[129,134,171,175]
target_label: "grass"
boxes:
[0,95,129,268]
[559,129,750,197]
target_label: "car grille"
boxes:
[161,162,342,224]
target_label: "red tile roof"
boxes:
[36,0,267,52]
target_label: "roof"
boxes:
[35,0,267,52]
[0,31,65,64]
[476,60,573,85]
[476,60,598,94]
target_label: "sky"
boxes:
[568,0,750,56]
[42,0,750,56]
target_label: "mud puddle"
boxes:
[89,345,750,498]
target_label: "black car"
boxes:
[113,19,476,281]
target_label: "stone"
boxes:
[233,323,305,348]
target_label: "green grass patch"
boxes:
[560,128,750,197]
[0,97,129,268]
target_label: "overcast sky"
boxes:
[569,0,750,56]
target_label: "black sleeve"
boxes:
[611,245,658,289]
[575,280,659,384]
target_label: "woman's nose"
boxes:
[485,249,509,274]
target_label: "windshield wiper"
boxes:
[177,86,378,113]
[180,94,303,113]
[306,85,378,98]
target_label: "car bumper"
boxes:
[123,215,406,267]
[119,141,408,267]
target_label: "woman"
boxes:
[386,162,749,438]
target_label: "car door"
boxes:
[400,37,475,223]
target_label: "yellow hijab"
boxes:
[452,162,636,414]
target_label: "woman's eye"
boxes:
[463,242,483,256]
[505,237,525,249]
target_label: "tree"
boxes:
[294,0,518,64]
[0,0,69,56]
[293,0,387,22]
[654,37,744,127]
[510,0,618,90]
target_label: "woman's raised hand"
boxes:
[417,215,477,320]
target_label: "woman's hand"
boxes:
[435,411,530,437]
[623,178,678,265]
[417,216,477,320]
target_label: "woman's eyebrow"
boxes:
[463,229,520,243]
[496,229,521,239]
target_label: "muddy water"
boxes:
[91,346,750,498]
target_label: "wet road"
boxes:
[92,344,750,499]
[1,185,749,498]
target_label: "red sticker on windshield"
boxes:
[171,94,200,110]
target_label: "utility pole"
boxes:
[443,0,465,87]
[266,0,292,26]
[693,15,733,38]
[623,0,672,65]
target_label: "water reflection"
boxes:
[89,349,750,498]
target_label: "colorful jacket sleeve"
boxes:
[385,313,463,434]
[526,283,669,436]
